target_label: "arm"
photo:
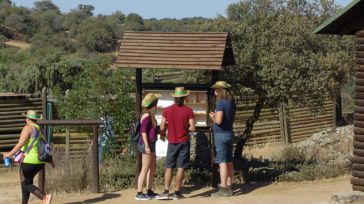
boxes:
[3,125,31,159]
[140,114,151,153]
[189,118,196,132]
[160,116,167,141]
[214,111,223,125]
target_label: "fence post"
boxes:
[91,125,100,193]
[279,103,290,145]
[38,87,47,191]
[66,128,70,160]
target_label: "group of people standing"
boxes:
[1,80,235,203]
[135,80,236,200]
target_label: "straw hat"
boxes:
[170,87,190,98]
[211,81,232,89]
[22,110,42,120]
[142,93,161,108]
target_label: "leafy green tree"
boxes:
[73,18,118,52]
[62,4,94,30]
[33,0,60,14]
[195,0,355,159]
[124,13,144,31]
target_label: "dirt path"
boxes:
[0,172,354,204]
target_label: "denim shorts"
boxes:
[166,141,190,169]
[214,132,234,163]
[138,142,156,154]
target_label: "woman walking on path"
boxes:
[209,81,236,197]
[135,93,161,200]
[2,110,54,204]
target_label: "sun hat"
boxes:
[22,110,42,120]
[142,93,161,108]
[211,81,232,89]
[170,87,190,98]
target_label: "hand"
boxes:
[209,112,215,121]
[2,152,11,159]
[145,147,151,154]
[51,161,56,169]
[160,135,166,142]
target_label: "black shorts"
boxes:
[166,141,190,169]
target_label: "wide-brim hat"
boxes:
[170,87,190,98]
[142,93,161,108]
[22,110,42,120]
[211,81,232,89]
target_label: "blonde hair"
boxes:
[216,88,234,101]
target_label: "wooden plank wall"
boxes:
[0,94,43,150]
[288,101,334,143]
[352,30,364,192]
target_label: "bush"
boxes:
[278,163,347,182]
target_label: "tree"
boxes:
[124,13,144,31]
[195,0,355,159]
[73,18,118,52]
[33,0,60,14]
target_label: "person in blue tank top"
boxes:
[209,81,236,197]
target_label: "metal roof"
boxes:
[115,32,235,70]
[314,0,364,35]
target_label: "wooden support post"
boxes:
[38,87,47,191]
[210,70,219,188]
[135,68,142,188]
[333,97,337,129]
[91,125,100,193]
[279,104,290,145]
[66,128,70,159]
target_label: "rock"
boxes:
[296,125,353,166]
[329,192,364,204]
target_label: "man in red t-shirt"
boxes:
[157,87,196,200]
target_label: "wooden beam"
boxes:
[91,125,100,193]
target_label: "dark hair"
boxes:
[174,97,185,106]
[141,100,158,127]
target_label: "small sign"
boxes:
[156,135,168,157]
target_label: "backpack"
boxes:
[130,119,141,143]
[37,135,53,163]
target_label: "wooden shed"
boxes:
[314,0,364,192]
[115,31,235,187]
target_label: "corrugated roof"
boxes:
[314,0,364,35]
[115,32,235,70]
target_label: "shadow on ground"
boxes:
[63,193,121,204]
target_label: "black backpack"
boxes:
[130,119,141,143]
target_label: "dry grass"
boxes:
[45,148,92,193]
[243,142,286,160]
[4,40,30,49]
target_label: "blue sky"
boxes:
[11,0,352,19]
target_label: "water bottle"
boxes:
[3,157,11,167]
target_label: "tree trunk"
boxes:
[234,93,265,159]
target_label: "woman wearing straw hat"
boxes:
[209,81,236,197]
[2,110,54,204]
[135,93,161,200]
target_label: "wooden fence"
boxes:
[234,100,334,145]
[0,92,45,154]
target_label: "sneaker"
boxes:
[173,192,185,200]
[135,193,151,201]
[227,186,233,196]
[211,187,230,197]
[156,193,170,200]
[147,190,159,198]
[42,194,52,204]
